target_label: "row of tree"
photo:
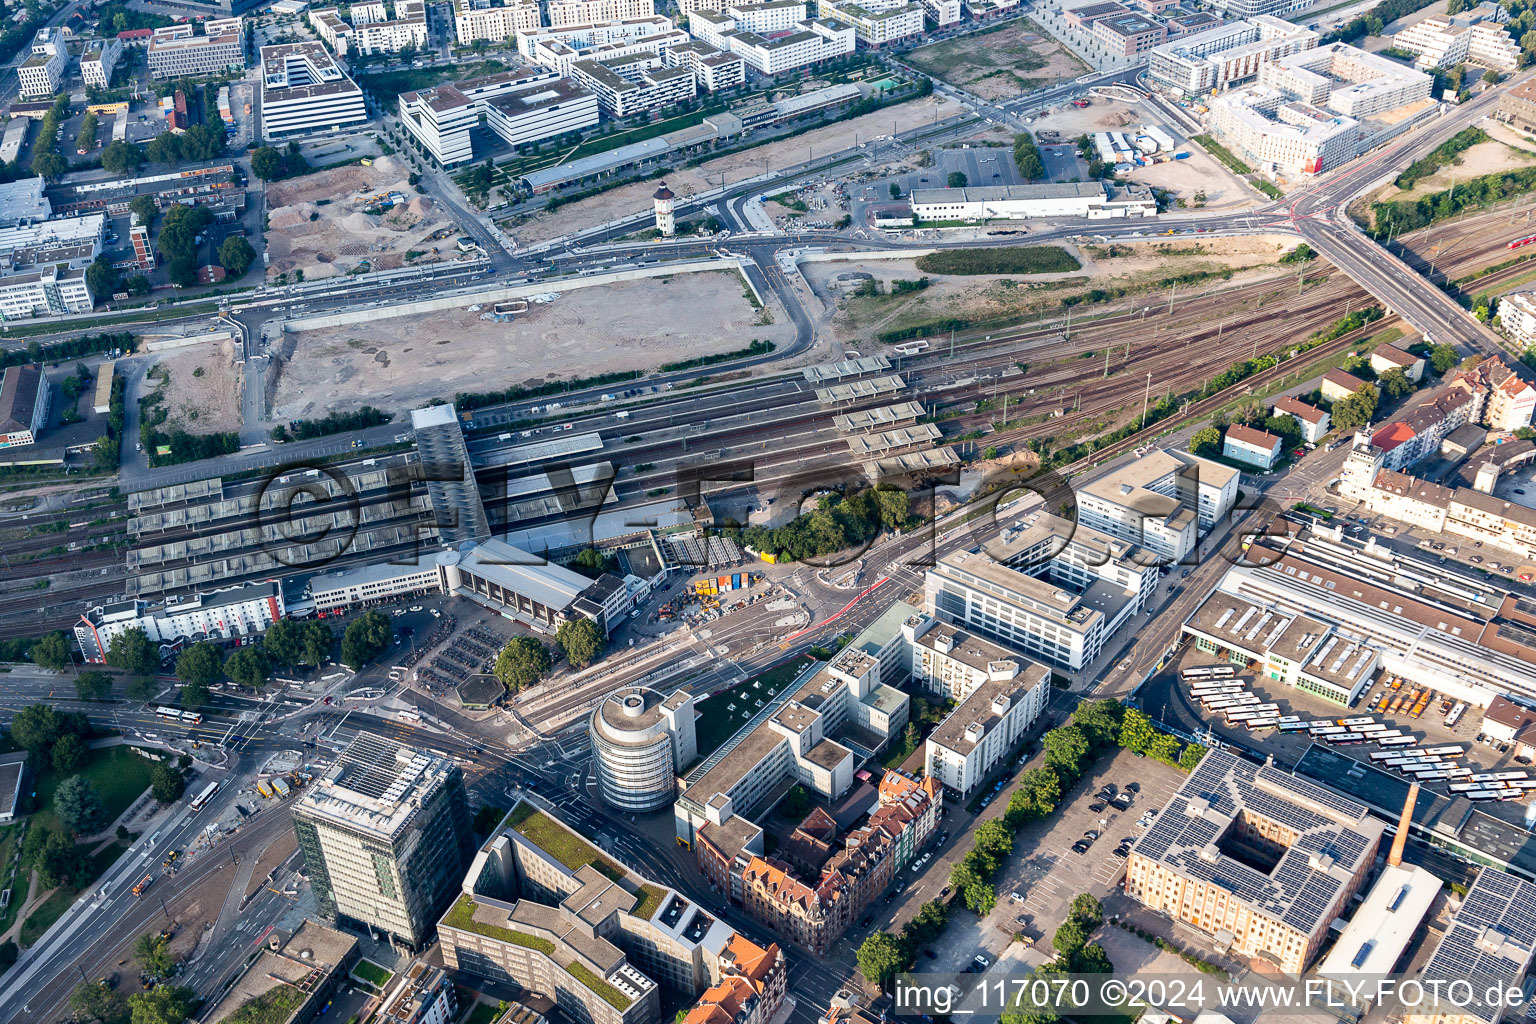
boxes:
[167,612,397,706]
[738,487,910,563]
[491,618,607,693]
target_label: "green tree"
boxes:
[52,731,88,774]
[949,858,983,894]
[570,547,613,578]
[175,642,223,690]
[33,827,87,887]
[125,274,151,296]
[974,819,1014,859]
[341,610,392,670]
[149,761,185,803]
[10,703,62,753]
[250,145,283,181]
[555,617,605,669]
[299,621,333,667]
[101,140,146,175]
[75,669,113,701]
[1262,414,1302,451]
[1117,707,1156,753]
[125,675,159,702]
[947,171,968,188]
[492,636,552,692]
[1041,725,1089,782]
[856,931,907,989]
[1189,426,1221,457]
[76,111,99,150]
[1331,384,1380,430]
[889,182,901,199]
[55,775,105,836]
[1052,915,1090,960]
[1069,893,1102,928]
[134,932,179,980]
[31,631,73,670]
[107,627,158,675]
[128,194,157,227]
[1378,367,1414,400]
[906,899,948,944]
[1005,767,1061,827]
[71,980,128,1024]
[1429,343,1460,375]
[224,646,269,689]
[963,880,997,916]
[1146,732,1183,765]
[30,150,66,180]
[1070,699,1122,751]
[218,235,255,277]
[1179,742,1207,772]
[1072,942,1113,974]
[128,985,196,1024]
[145,132,181,165]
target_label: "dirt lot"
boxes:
[1374,136,1536,206]
[806,235,1298,344]
[1027,97,1255,209]
[146,342,243,434]
[502,94,966,245]
[264,155,459,281]
[271,270,795,418]
[905,21,1086,99]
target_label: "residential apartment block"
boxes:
[453,0,541,44]
[1148,15,1316,95]
[1223,423,1281,470]
[913,617,1051,797]
[916,0,960,25]
[148,32,246,79]
[1393,9,1518,71]
[260,42,368,138]
[441,801,787,1024]
[17,29,65,98]
[1271,395,1330,443]
[663,39,746,90]
[1449,356,1536,431]
[570,55,697,117]
[515,17,685,75]
[1208,44,1432,177]
[813,0,923,46]
[1124,749,1382,974]
[292,735,475,948]
[81,37,123,88]
[724,769,941,955]
[73,582,284,662]
[690,3,854,74]
[550,0,657,25]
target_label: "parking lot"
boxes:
[1139,649,1536,802]
[885,749,1188,980]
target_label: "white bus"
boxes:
[1340,717,1376,728]
[1376,736,1417,747]
[1182,665,1238,681]
[1446,702,1467,728]
[1243,717,1280,731]
[190,781,219,811]
[1279,720,1311,733]
[1422,746,1465,758]
[1191,685,1244,700]
[1205,696,1259,712]
[1311,726,1348,738]
[1326,733,1367,745]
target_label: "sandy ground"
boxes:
[244,829,297,901]
[149,342,243,434]
[1377,137,1536,205]
[808,235,1298,343]
[271,270,795,418]
[905,21,1086,100]
[502,94,966,246]
[264,155,459,280]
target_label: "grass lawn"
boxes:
[29,746,153,837]
[353,959,394,988]
[19,885,74,947]
[693,657,813,759]
[357,60,510,112]
[462,1002,499,1024]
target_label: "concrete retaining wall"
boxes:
[143,329,236,352]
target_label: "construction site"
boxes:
[263,155,458,281]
